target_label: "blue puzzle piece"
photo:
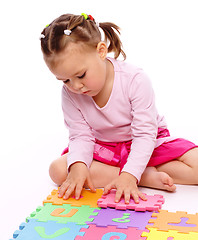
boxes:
[10,219,88,240]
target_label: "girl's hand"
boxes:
[103,172,147,204]
[58,162,96,200]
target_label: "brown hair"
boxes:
[40,13,126,62]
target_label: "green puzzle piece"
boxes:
[27,203,99,224]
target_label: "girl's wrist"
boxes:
[69,161,87,171]
[120,171,138,183]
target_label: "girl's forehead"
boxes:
[46,42,98,78]
[49,52,87,79]
[55,43,96,65]
[52,59,85,79]
[64,42,96,55]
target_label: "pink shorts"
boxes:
[62,128,197,171]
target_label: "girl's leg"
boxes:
[49,153,120,187]
[139,167,176,191]
[49,154,68,185]
[49,153,176,192]
[155,147,198,184]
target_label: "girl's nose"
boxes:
[72,80,84,90]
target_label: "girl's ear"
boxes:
[97,42,108,60]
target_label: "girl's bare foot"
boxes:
[139,167,176,192]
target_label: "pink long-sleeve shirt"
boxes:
[62,57,171,181]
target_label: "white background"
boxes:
[1,0,198,239]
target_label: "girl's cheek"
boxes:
[67,85,81,94]
[64,84,73,92]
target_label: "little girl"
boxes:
[40,13,198,204]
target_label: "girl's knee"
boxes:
[49,154,68,185]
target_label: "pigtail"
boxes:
[99,22,126,60]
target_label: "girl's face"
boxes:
[46,42,110,97]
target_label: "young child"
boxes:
[40,13,198,204]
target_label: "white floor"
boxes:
[1,131,198,240]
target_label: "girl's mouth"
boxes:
[83,90,91,94]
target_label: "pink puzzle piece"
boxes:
[75,224,147,240]
[97,190,164,211]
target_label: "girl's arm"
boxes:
[122,71,158,180]
[105,71,158,203]
[60,86,96,198]
[62,86,95,170]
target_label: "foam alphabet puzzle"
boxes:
[9,188,198,239]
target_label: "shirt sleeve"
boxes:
[121,71,158,182]
[62,86,95,171]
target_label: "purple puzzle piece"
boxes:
[86,208,153,229]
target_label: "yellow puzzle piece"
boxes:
[142,228,198,240]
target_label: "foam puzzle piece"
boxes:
[75,224,146,240]
[86,207,153,229]
[10,219,88,240]
[27,203,99,225]
[148,210,198,233]
[142,227,198,240]
[97,190,165,211]
[43,188,103,208]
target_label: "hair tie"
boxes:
[88,15,94,21]
[39,34,45,40]
[81,13,88,20]
[64,29,72,36]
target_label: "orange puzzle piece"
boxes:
[147,210,198,233]
[43,188,103,208]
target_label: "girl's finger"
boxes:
[115,189,123,203]
[58,181,69,197]
[103,182,114,195]
[138,192,147,201]
[131,191,140,204]
[86,174,96,193]
[75,183,83,200]
[124,190,131,204]
[63,184,75,199]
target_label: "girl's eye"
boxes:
[78,72,86,79]
[63,79,69,84]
